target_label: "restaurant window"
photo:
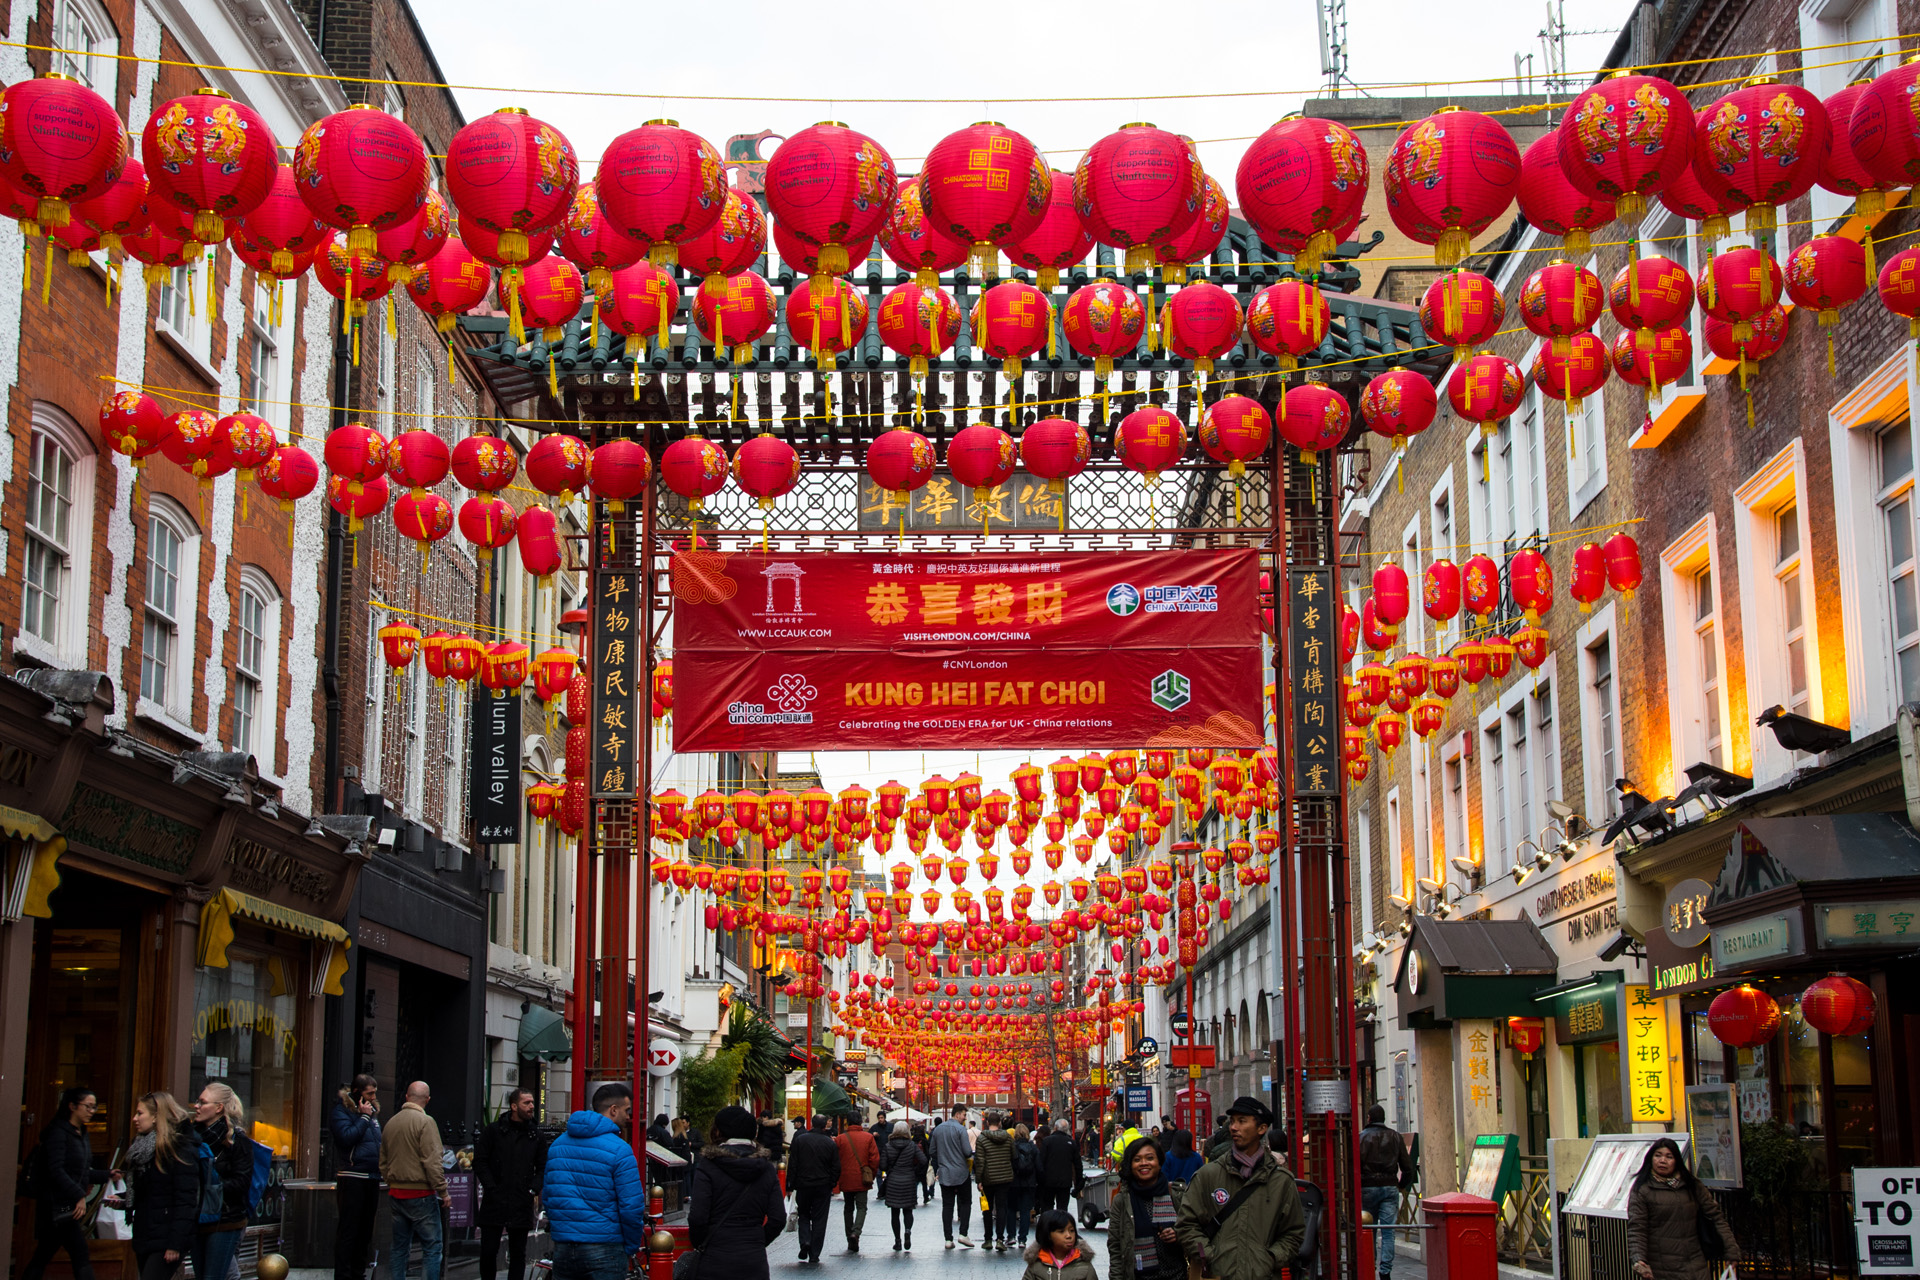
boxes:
[1577,1042,1624,1136]
[193,945,300,1163]
[1688,1010,1728,1085]
[21,408,96,668]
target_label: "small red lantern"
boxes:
[1483,634,1516,681]
[1395,652,1431,699]
[592,439,651,515]
[598,260,679,350]
[1570,542,1607,612]
[1384,108,1522,265]
[595,120,726,266]
[1610,255,1696,332]
[660,434,729,511]
[1880,246,1920,338]
[1515,627,1551,673]
[1703,306,1789,374]
[445,107,577,263]
[328,474,388,533]
[1785,235,1868,337]
[1708,984,1782,1047]
[1799,975,1876,1037]
[880,176,967,290]
[1531,332,1611,417]
[373,187,449,288]
[1361,369,1439,450]
[1424,560,1462,629]
[1428,653,1461,700]
[393,491,453,567]
[1062,279,1146,377]
[526,434,592,506]
[1234,116,1369,274]
[312,231,395,320]
[143,89,278,244]
[517,504,563,580]
[1163,280,1243,371]
[947,423,1018,491]
[1691,83,1828,232]
[1703,246,1783,344]
[1197,396,1272,477]
[1374,715,1406,759]
[1279,381,1350,465]
[234,163,327,273]
[378,619,421,672]
[387,430,450,496]
[1360,598,1395,654]
[292,103,429,256]
[1516,130,1616,255]
[877,281,961,378]
[785,276,870,371]
[732,434,801,509]
[452,434,518,492]
[1373,564,1411,636]
[66,158,148,260]
[676,186,764,279]
[1155,173,1229,283]
[256,445,318,518]
[974,280,1054,379]
[1658,148,1744,238]
[1114,406,1187,484]
[1447,353,1526,439]
[1463,553,1501,619]
[161,409,228,485]
[1410,697,1446,740]
[1073,123,1202,274]
[1020,418,1092,494]
[407,236,492,339]
[866,427,937,502]
[1246,279,1329,371]
[100,390,170,464]
[1559,73,1696,223]
[217,413,277,488]
[481,641,530,698]
[1603,533,1644,598]
[694,270,776,364]
[1520,259,1605,355]
[518,256,585,352]
[1509,547,1554,623]
[1419,270,1505,360]
[1004,168,1092,290]
[558,182,642,297]
[0,75,129,229]
[1610,325,1692,395]
[458,494,516,555]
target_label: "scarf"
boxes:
[1039,1247,1082,1269]
[1128,1176,1180,1275]
[127,1132,158,1174]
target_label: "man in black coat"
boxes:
[1036,1118,1081,1213]
[475,1088,549,1280]
[786,1115,841,1263]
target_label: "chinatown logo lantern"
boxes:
[1419,270,1505,360]
[785,276,869,372]
[1702,246,1783,344]
[1162,280,1243,373]
[0,74,130,229]
[1879,246,1920,338]
[1113,406,1187,486]
[1707,983,1781,1047]
[877,281,962,380]
[1278,381,1351,466]
[1520,259,1605,358]
[1005,168,1092,291]
[445,107,578,267]
[1559,72,1697,224]
[1073,123,1203,274]
[1704,306,1790,427]
[921,122,1049,277]
[1799,975,1876,1037]
[597,260,679,356]
[143,89,278,245]
[596,120,726,266]
[973,280,1054,380]
[1610,255,1695,351]
[1691,80,1829,232]
[1516,130,1616,255]
[292,103,429,257]
[1235,116,1369,274]
[880,177,967,289]
[694,270,777,366]
[1383,108,1522,266]
[1246,279,1329,371]
[1609,325,1692,398]
[1447,353,1526,439]
[1197,396,1272,477]
[408,237,492,362]
[764,121,897,285]
[1532,332,1611,423]
[1361,368,1439,452]
[518,256,586,394]
[1784,235,1868,372]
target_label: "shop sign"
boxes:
[1853,1169,1920,1274]
[590,569,641,798]
[1818,901,1920,946]
[858,472,1065,533]
[223,837,334,904]
[470,691,521,844]
[60,784,198,871]
[1534,866,1617,923]
[1463,1134,1520,1201]
[1663,878,1714,948]
[953,1073,1013,1093]
[1647,927,1715,996]
[1125,1085,1154,1112]
[1686,1085,1742,1188]
[646,1040,681,1078]
[1623,985,1672,1124]
[1712,913,1795,967]
[1553,979,1620,1046]
[1458,1019,1498,1135]
[1289,567,1339,796]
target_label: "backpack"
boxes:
[194,1142,226,1225]
[18,1142,47,1199]
[1012,1140,1037,1180]
[243,1133,273,1215]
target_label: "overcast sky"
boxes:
[409,0,1635,184]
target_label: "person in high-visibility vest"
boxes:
[1109,1117,1143,1165]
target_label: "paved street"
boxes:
[760,1199,1105,1270]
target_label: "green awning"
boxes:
[810,1076,859,1118]
[518,1004,571,1061]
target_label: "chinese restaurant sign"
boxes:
[672,550,1263,751]
[471,692,520,844]
[591,569,641,798]
[858,472,1066,533]
[1624,985,1673,1123]
[1288,567,1337,795]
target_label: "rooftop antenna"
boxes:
[1317,0,1358,97]
[1541,0,1570,98]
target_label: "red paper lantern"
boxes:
[233,163,325,271]
[1531,331,1611,415]
[256,445,318,514]
[592,439,651,514]
[1428,653,1461,699]
[1245,279,1329,371]
[693,270,776,365]
[481,641,530,698]
[1509,547,1554,622]
[1419,270,1505,360]
[731,434,801,508]
[99,390,169,463]
[1373,566,1411,639]
[1073,124,1202,274]
[1005,168,1092,290]
[1462,553,1501,619]
[161,410,229,484]
[763,122,896,279]
[407,236,491,337]
[595,120,726,265]
[1609,255,1695,331]
[1197,396,1272,476]
[946,423,1018,490]
[451,434,518,492]
[378,619,421,671]
[1424,560,1462,628]
[1819,80,1878,202]
[325,422,389,495]
[1062,279,1146,376]
[1279,382,1350,464]
[292,103,428,256]
[142,89,278,244]
[1610,325,1692,393]
[1708,984,1781,1047]
[1559,73,1697,222]
[1847,59,1920,197]
[974,280,1053,378]
[1520,259,1605,355]
[918,122,1048,272]
[599,260,679,347]
[1113,406,1187,483]
[880,177,966,289]
[1691,83,1829,231]
[865,427,934,503]
[1800,975,1875,1037]
[531,648,577,709]
[1785,235,1868,327]
[1703,306,1789,368]
[312,231,394,317]
[0,75,129,228]
[1234,116,1369,274]
[445,107,577,263]
[458,493,516,553]
[218,412,277,484]
[372,189,449,287]
[1603,533,1644,597]
[1703,246,1784,343]
[1447,353,1526,438]
[1361,369,1439,449]
[527,434,591,505]
[67,158,148,259]
[328,474,388,532]
[676,186,764,280]
[1155,173,1229,283]
[557,181,642,296]
[517,503,563,579]
[1570,542,1607,612]
[784,276,869,370]
[393,490,453,565]
[1880,246,1920,337]
[1383,108,1521,265]
[1019,418,1092,493]
[877,281,961,377]
[121,221,194,289]
[660,434,729,510]
[1162,280,1243,371]
[1516,130,1616,255]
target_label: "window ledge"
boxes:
[12,630,73,670]
[154,321,221,387]
[1633,387,1707,450]
[1568,475,1607,523]
[134,696,207,745]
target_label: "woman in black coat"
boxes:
[126,1092,202,1280]
[688,1106,785,1280]
[21,1086,110,1280]
[878,1122,929,1251]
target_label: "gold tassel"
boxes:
[208,254,217,324]
[21,236,30,295]
[589,294,600,351]
[104,256,113,306]
[508,270,524,344]
[341,264,351,334]
[658,285,670,349]
[386,292,396,336]
[189,262,199,318]
[353,318,360,367]
[448,339,456,385]
[1046,301,1057,360]
[549,351,559,399]
[40,237,51,305]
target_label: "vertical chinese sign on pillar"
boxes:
[1289,567,1337,796]
[1456,1018,1500,1138]
[1625,984,1673,1123]
[591,569,640,798]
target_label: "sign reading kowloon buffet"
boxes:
[672,549,1264,750]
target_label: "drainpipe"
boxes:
[322,320,351,809]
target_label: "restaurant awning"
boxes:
[197,888,351,996]
[517,1003,572,1061]
[1393,915,1559,1029]
[0,804,64,921]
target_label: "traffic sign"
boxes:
[1170,1011,1192,1038]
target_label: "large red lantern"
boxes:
[1819,80,1879,208]
[1462,553,1501,619]
[784,276,870,370]
[1361,369,1439,449]
[973,280,1053,378]
[1847,60,1920,201]
[592,439,651,515]
[0,75,129,228]
[445,107,577,263]
[1570,542,1607,612]
[865,427,936,503]
[1786,235,1868,370]
[161,414,230,486]
[256,445,318,517]
[660,434,729,510]
[1516,130,1616,255]
[1447,353,1526,438]
[518,257,585,372]
[1532,331,1611,417]
[1703,246,1783,343]
[763,122,896,281]
[1509,547,1554,623]
[1005,169,1092,290]
[374,188,450,288]
[1278,382,1350,464]
[693,270,776,365]
[1419,270,1505,360]
[600,260,679,348]
[142,89,278,244]
[880,177,967,288]
[1424,560,1462,630]
[731,434,801,509]
[1114,406,1187,484]
[1691,83,1829,231]
[407,237,491,341]
[1800,975,1876,1037]
[920,122,1048,273]
[947,423,1018,491]
[558,182,642,297]
[292,103,429,255]
[596,120,725,265]
[1383,109,1521,265]
[1603,533,1644,597]
[1520,259,1605,355]
[1880,246,1920,337]
[1610,325,1692,394]
[1234,116,1369,274]
[877,281,961,378]
[1707,984,1781,1047]
[1609,255,1695,332]
[526,434,592,505]
[676,186,764,279]
[452,434,518,492]
[99,390,169,464]
[1156,173,1229,283]
[1020,418,1092,493]
[1197,396,1272,476]
[1163,280,1243,371]
[1062,280,1146,376]
[1246,279,1329,371]
[393,491,453,567]
[1559,73,1696,222]
[1073,124,1203,273]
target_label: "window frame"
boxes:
[1828,349,1915,734]
[1660,515,1733,774]
[234,567,283,776]
[242,278,294,433]
[1802,0,1897,230]
[154,253,219,378]
[1577,604,1623,821]
[47,0,117,100]
[1734,439,1824,781]
[138,497,202,732]
[364,606,388,796]
[1476,659,1560,875]
[17,405,97,669]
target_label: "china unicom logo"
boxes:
[1151,669,1191,712]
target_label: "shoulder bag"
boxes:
[1187,1167,1276,1280]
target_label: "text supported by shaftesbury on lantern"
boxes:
[669,549,1266,751]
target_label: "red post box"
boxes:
[1422,1192,1499,1280]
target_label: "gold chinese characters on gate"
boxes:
[858,476,1064,532]
[590,570,641,799]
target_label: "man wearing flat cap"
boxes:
[1176,1096,1304,1280]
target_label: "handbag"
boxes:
[1188,1168,1275,1280]
[1694,1190,1726,1262]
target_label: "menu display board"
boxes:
[1563,1134,1691,1219]
[1687,1085,1742,1188]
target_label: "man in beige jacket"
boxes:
[380,1081,450,1280]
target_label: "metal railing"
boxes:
[1557,1186,1851,1280]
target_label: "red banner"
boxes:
[952,1073,1014,1094]
[671,549,1264,751]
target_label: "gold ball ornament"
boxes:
[257,1254,290,1280]
[648,1228,676,1253]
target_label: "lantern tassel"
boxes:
[448,339,456,385]
[40,237,51,306]
[548,352,559,398]
[341,265,351,334]
[659,285,671,349]
[508,271,524,344]
[386,292,396,337]
[353,319,360,367]
[20,236,29,296]
[1828,330,1837,378]
[589,294,600,351]
[1046,301,1057,360]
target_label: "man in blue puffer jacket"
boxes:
[330,1074,384,1280]
[542,1083,646,1280]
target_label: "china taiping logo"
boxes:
[1143,584,1219,614]
[726,673,818,725]
[1107,583,1141,616]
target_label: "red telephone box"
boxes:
[1174,1085,1211,1135]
